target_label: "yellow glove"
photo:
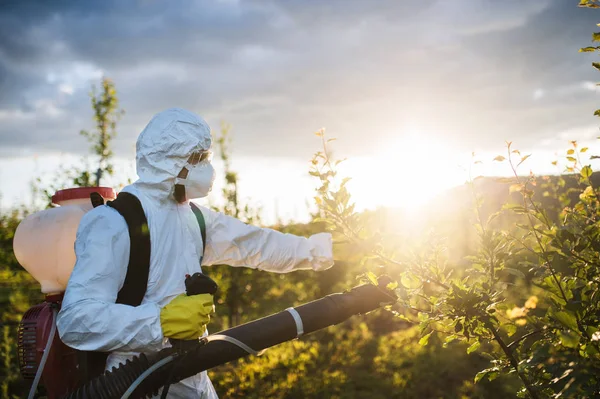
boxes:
[160,293,215,340]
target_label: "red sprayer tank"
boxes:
[14,187,116,399]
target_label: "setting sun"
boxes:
[341,129,466,212]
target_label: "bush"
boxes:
[210,315,519,398]
[310,132,600,398]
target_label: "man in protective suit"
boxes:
[56,108,334,397]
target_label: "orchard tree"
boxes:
[78,77,124,187]
[209,123,266,328]
[35,77,123,205]
[310,136,600,399]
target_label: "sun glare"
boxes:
[342,129,466,212]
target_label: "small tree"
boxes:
[35,77,123,206]
[79,77,124,187]
[210,123,264,328]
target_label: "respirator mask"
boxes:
[175,150,215,199]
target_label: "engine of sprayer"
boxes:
[14,187,116,399]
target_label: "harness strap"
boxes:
[107,192,151,307]
[189,202,207,262]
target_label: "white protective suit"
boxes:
[56,108,334,398]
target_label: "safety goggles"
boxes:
[187,150,213,165]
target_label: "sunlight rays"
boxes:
[341,128,465,212]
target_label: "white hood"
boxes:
[134,108,212,202]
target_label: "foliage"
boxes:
[207,123,277,329]
[310,128,600,398]
[79,77,124,187]
[35,77,123,206]
[0,210,41,396]
[579,0,600,117]
[211,318,519,399]
[579,0,600,10]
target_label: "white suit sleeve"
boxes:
[198,205,334,272]
[56,206,163,352]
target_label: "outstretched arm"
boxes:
[197,205,334,272]
[57,207,163,352]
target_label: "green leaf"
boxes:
[517,154,531,167]
[419,331,433,346]
[558,330,580,348]
[396,313,411,322]
[467,341,481,354]
[580,0,600,7]
[366,271,378,286]
[594,32,600,42]
[394,286,409,300]
[400,272,421,289]
[445,334,459,344]
[581,165,593,179]
[550,310,579,331]
[586,343,599,356]
[502,204,528,214]
[594,63,600,72]
[474,370,487,384]
[504,324,517,337]
[474,368,499,384]
[580,46,599,52]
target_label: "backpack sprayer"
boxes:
[12,187,397,398]
[14,188,118,399]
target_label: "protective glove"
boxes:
[160,293,215,340]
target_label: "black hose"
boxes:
[63,350,174,398]
[62,276,396,399]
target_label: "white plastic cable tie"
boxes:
[285,307,304,338]
[205,334,266,356]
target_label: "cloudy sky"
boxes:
[0,0,599,222]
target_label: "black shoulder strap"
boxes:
[79,191,151,382]
[189,202,206,260]
[106,192,151,307]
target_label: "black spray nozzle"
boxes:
[168,273,219,382]
[184,272,218,296]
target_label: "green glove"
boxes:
[160,293,215,340]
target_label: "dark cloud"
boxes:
[0,0,598,160]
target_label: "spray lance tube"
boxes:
[62,275,397,399]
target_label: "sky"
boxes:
[0,0,599,223]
